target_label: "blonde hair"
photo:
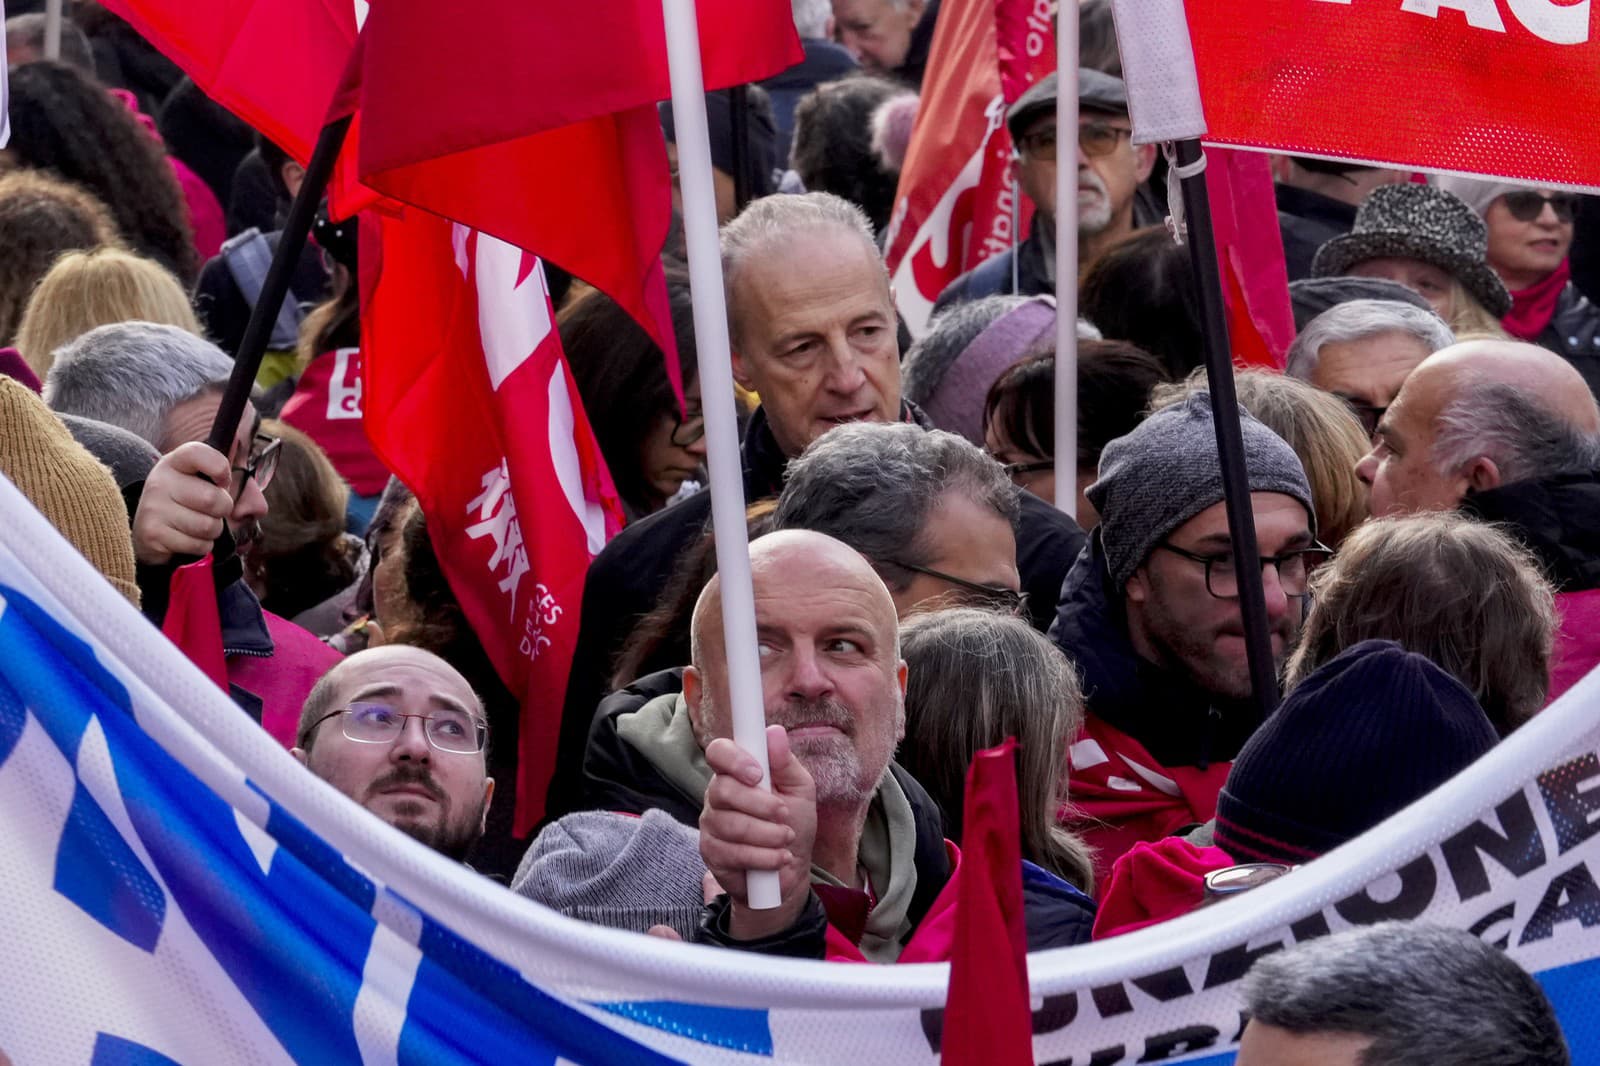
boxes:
[16,247,201,377]
[897,607,1096,893]
[1285,513,1556,735]
[1151,368,1372,548]
[1446,277,1509,340]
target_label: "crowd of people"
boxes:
[0,0,1588,1058]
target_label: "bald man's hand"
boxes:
[132,442,235,565]
[700,726,817,941]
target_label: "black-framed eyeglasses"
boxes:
[1502,190,1578,223]
[1001,458,1055,483]
[1335,395,1387,438]
[1155,540,1333,600]
[669,406,705,448]
[887,559,1029,617]
[301,701,487,754]
[230,433,281,498]
[1017,120,1133,163]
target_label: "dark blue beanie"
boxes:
[1215,639,1499,865]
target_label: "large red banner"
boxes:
[884,0,1056,334]
[1187,0,1600,189]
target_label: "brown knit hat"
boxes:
[0,376,139,605]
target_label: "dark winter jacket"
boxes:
[930,214,1055,316]
[546,401,1086,818]
[1275,185,1357,282]
[1050,530,1263,770]
[1531,284,1600,402]
[761,38,858,164]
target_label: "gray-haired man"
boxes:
[1237,923,1569,1066]
[1286,298,1454,436]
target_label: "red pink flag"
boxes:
[355,0,802,386]
[162,556,229,693]
[943,738,1033,1065]
[96,0,357,166]
[1204,149,1294,370]
[884,0,1055,334]
[361,206,625,833]
[1185,1,1600,189]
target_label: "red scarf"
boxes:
[1503,258,1570,341]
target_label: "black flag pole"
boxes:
[1172,138,1281,724]
[1106,0,1281,725]
[204,115,355,457]
[727,83,752,212]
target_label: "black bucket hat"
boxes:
[1311,183,1511,318]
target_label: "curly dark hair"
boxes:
[790,75,908,234]
[6,61,197,283]
[0,169,120,344]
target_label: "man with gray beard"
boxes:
[575,530,954,962]
[932,68,1158,313]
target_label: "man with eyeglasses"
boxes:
[1285,298,1455,438]
[1051,393,1320,879]
[932,68,1158,314]
[294,646,493,863]
[45,321,340,743]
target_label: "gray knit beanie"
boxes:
[1088,392,1315,589]
[511,809,707,941]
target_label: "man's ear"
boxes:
[479,777,496,835]
[1465,456,1503,494]
[683,665,705,734]
[290,746,308,766]
[1134,142,1158,183]
[1124,565,1151,604]
[281,160,306,197]
[730,344,757,393]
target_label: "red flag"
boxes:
[96,0,357,166]
[885,0,1055,334]
[355,1,802,385]
[162,556,228,692]
[1204,149,1294,370]
[361,206,625,833]
[1186,3,1600,189]
[943,738,1033,1066]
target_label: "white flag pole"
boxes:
[44,0,62,60]
[1053,11,1079,522]
[661,0,782,911]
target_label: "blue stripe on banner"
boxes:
[0,663,25,768]
[394,912,686,1066]
[596,1001,775,1056]
[89,1033,183,1066]
[54,780,166,952]
[1539,955,1600,1064]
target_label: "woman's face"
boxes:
[1348,256,1456,321]
[984,417,1056,506]
[639,377,708,508]
[1485,189,1573,289]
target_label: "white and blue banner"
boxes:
[1,466,1598,1065]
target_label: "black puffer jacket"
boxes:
[1532,284,1600,403]
[1460,471,1600,594]
[1049,530,1262,769]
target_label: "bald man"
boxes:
[577,531,954,961]
[294,646,494,862]
[1356,338,1600,700]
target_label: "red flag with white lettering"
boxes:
[1186,1,1600,188]
[884,0,1055,334]
[361,206,625,833]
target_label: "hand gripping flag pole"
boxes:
[1053,5,1079,523]
[1110,0,1280,724]
[662,0,782,910]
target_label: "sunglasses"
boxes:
[887,559,1030,617]
[1501,191,1578,223]
[1016,120,1133,163]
